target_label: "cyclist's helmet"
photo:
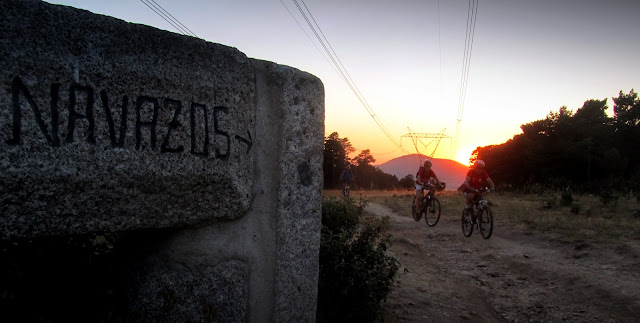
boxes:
[423,160,432,167]
[474,160,485,169]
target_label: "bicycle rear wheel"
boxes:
[411,196,421,221]
[461,208,473,237]
[479,206,493,239]
[424,197,441,226]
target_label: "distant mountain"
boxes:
[375,154,469,190]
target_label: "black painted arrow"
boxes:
[235,131,252,154]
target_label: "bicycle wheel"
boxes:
[478,206,493,239]
[424,197,441,226]
[461,208,473,237]
[411,196,421,221]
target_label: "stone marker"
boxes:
[0,0,324,321]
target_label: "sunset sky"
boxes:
[46,0,640,165]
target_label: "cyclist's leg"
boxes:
[464,191,474,207]
[464,191,477,222]
[414,185,424,213]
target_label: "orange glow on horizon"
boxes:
[453,146,475,166]
[327,129,500,167]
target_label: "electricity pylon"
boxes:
[401,127,451,162]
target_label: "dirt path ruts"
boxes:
[366,202,640,322]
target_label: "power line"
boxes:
[453,0,479,155]
[287,0,410,154]
[278,0,340,75]
[438,0,443,112]
[140,0,198,38]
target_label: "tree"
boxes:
[352,150,376,189]
[613,89,640,128]
[323,134,414,190]
[574,99,610,127]
[398,175,415,190]
[474,91,640,191]
[323,132,354,189]
[612,89,640,180]
[353,149,376,167]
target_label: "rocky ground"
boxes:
[365,202,640,323]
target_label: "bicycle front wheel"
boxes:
[412,196,421,221]
[478,206,493,239]
[424,197,441,226]
[461,208,473,237]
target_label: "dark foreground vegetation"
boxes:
[317,196,399,322]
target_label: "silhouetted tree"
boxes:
[474,90,640,191]
[323,132,355,189]
[352,150,376,189]
[612,90,640,187]
[398,175,415,190]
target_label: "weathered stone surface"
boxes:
[256,61,324,322]
[0,0,324,321]
[127,259,248,322]
[1,0,255,239]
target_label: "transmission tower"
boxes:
[401,127,451,163]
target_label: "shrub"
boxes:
[561,191,573,206]
[598,190,619,205]
[541,196,557,209]
[317,197,399,322]
[570,203,582,214]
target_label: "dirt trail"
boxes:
[366,202,640,322]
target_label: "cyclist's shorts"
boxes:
[416,178,437,191]
[463,190,482,198]
[415,183,435,191]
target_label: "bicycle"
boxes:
[461,187,494,239]
[412,182,445,226]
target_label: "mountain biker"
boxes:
[415,159,441,216]
[340,165,354,190]
[461,160,495,221]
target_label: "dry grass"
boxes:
[324,189,640,241]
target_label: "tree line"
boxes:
[474,89,640,192]
[323,132,414,190]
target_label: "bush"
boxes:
[561,191,573,206]
[317,197,399,322]
[570,203,582,214]
[541,196,557,209]
[598,190,619,205]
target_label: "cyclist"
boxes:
[415,159,441,216]
[461,160,495,222]
[339,165,354,194]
